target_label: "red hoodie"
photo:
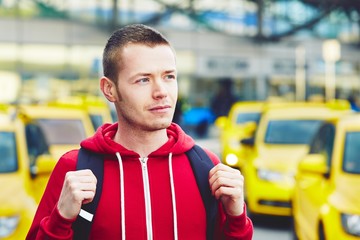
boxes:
[27,123,253,240]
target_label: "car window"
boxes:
[25,123,49,166]
[309,123,335,168]
[343,132,360,174]
[0,132,18,173]
[265,120,323,144]
[37,119,87,145]
[235,112,261,125]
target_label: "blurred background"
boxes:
[1,0,360,239]
[1,0,360,106]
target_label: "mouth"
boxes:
[149,105,171,113]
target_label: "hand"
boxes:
[57,169,97,220]
[209,163,244,216]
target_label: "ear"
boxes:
[100,77,117,102]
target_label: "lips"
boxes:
[149,105,171,113]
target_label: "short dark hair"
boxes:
[103,24,171,83]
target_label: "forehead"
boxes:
[120,44,176,72]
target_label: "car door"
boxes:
[25,122,53,203]
[296,123,335,239]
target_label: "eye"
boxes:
[136,78,149,84]
[165,74,176,81]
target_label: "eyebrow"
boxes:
[132,69,176,78]
[164,69,177,74]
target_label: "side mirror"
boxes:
[31,154,56,177]
[243,121,257,135]
[215,116,228,129]
[298,154,328,175]
[240,137,255,147]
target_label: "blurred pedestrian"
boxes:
[26,24,253,240]
[211,78,238,118]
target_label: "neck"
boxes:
[113,124,169,157]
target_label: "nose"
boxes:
[152,79,168,99]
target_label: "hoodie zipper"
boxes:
[139,157,153,240]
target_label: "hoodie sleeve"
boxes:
[215,203,253,240]
[26,150,78,240]
[204,149,254,240]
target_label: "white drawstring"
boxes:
[115,152,178,240]
[168,153,178,240]
[116,152,126,240]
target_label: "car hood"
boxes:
[0,173,36,214]
[255,144,309,172]
[329,174,360,214]
[50,144,79,161]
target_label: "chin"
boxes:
[151,120,172,130]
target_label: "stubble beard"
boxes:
[115,104,173,133]
[119,109,172,132]
[115,87,174,132]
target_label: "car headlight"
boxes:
[225,153,238,166]
[0,215,20,238]
[341,213,360,237]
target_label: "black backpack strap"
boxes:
[186,145,218,240]
[72,146,217,239]
[72,148,104,240]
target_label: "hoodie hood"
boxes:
[80,122,195,157]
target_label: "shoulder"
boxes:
[54,149,79,173]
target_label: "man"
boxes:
[27,24,253,239]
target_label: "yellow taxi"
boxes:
[47,95,114,131]
[18,104,95,160]
[215,101,263,169]
[240,101,350,217]
[292,114,360,240]
[0,105,55,239]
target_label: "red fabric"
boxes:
[26,123,253,240]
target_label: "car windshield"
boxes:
[0,132,18,173]
[265,120,323,144]
[343,132,360,174]
[37,119,87,145]
[236,112,261,124]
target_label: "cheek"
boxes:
[116,90,142,112]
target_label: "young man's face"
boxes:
[114,43,178,131]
